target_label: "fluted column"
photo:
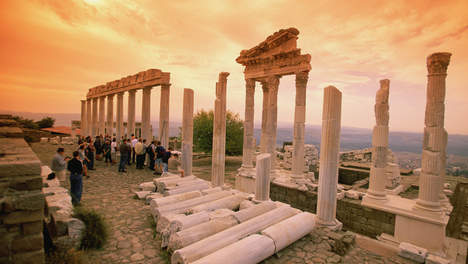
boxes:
[292,71,308,178]
[255,153,271,201]
[212,72,229,186]
[416,52,451,212]
[127,90,136,137]
[159,84,171,148]
[367,79,390,200]
[241,78,255,168]
[260,82,269,153]
[98,96,105,136]
[86,99,92,137]
[142,87,152,141]
[116,92,124,140]
[266,76,280,171]
[80,100,87,137]
[92,97,98,137]
[316,86,342,228]
[106,94,114,136]
[182,89,194,176]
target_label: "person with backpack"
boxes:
[154,141,165,175]
[67,151,83,206]
[147,140,156,170]
[161,147,173,173]
[134,138,146,169]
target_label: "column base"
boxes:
[314,216,343,231]
[364,190,388,201]
[415,199,442,212]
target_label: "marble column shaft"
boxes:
[91,98,98,137]
[255,153,271,201]
[98,96,106,136]
[106,94,114,136]
[182,88,194,176]
[316,86,342,226]
[159,84,171,148]
[212,72,229,186]
[80,100,87,137]
[127,90,136,137]
[86,99,92,137]
[260,82,269,153]
[241,79,255,168]
[417,52,451,211]
[265,76,280,170]
[116,92,124,140]
[292,71,308,177]
[367,79,390,199]
[142,87,152,140]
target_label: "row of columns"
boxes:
[80,84,171,147]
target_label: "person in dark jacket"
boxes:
[85,142,95,171]
[67,151,83,206]
[119,139,130,172]
[162,147,172,173]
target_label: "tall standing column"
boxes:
[260,82,269,153]
[86,99,92,137]
[212,72,229,186]
[116,92,124,140]
[92,97,98,137]
[416,52,451,212]
[80,100,87,137]
[159,84,171,148]
[241,79,255,168]
[292,71,308,178]
[266,76,280,171]
[127,90,136,137]
[142,87,152,141]
[316,86,342,228]
[182,89,194,177]
[366,79,390,200]
[98,96,106,136]
[106,94,114,137]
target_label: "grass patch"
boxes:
[147,214,158,238]
[46,247,87,264]
[159,250,171,264]
[73,207,108,250]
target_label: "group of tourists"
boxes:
[51,134,183,206]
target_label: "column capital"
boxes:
[143,86,153,91]
[81,99,86,103]
[128,89,137,95]
[161,83,171,88]
[295,71,309,81]
[427,52,451,75]
[266,75,280,86]
[107,93,114,99]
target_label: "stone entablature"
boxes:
[86,69,170,99]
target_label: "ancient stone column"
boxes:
[159,84,171,148]
[127,90,136,137]
[316,86,342,228]
[255,153,271,201]
[98,96,105,136]
[106,94,114,136]
[92,97,98,137]
[142,87,152,141]
[182,88,194,176]
[292,71,308,178]
[416,52,451,211]
[212,72,229,186]
[367,79,390,200]
[260,82,269,153]
[86,99,92,136]
[266,76,280,171]
[116,92,124,140]
[80,100,87,137]
[241,79,255,169]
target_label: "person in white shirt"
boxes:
[131,135,138,164]
[111,138,117,163]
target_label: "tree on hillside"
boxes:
[36,117,55,129]
[12,116,38,129]
[191,109,244,155]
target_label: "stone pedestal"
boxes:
[98,96,105,136]
[159,84,170,148]
[91,97,98,137]
[80,100,87,137]
[142,87,152,141]
[212,72,229,186]
[182,89,194,176]
[106,94,114,137]
[316,86,342,229]
[255,153,271,201]
[86,99,92,137]
[116,92,124,140]
[241,79,255,169]
[292,71,308,179]
[127,90,136,137]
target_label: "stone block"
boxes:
[4,210,43,225]
[21,221,42,235]
[12,192,44,211]
[12,249,44,264]
[425,254,450,264]
[139,182,155,192]
[9,176,43,191]
[12,234,43,253]
[398,242,428,263]
[0,127,24,138]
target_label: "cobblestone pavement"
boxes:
[32,143,416,264]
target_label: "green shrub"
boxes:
[73,207,108,250]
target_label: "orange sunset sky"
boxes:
[1,0,467,134]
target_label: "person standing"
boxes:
[67,151,83,206]
[147,140,156,170]
[134,139,145,169]
[111,138,117,164]
[78,144,89,178]
[118,139,129,172]
[155,141,165,174]
[162,147,173,173]
[94,136,103,161]
[51,148,70,185]
[85,141,95,171]
[131,135,138,164]
[168,152,184,177]
[103,140,112,165]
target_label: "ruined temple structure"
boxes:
[235,27,312,193]
[81,69,171,147]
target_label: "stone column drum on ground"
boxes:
[416,52,452,212]
[242,79,255,168]
[127,90,136,137]
[80,100,87,137]
[266,76,280,171]
[316,86,342,228]
[159,84,170,148]
[212,72,229,186]
[367,79,390,199]
[116,92,124,140]
[106,94,114,136]
[92,97,98,137]
[182,88,194,176]
[255,153,271,201]
[141,87,152,141]
[292,71,308,178]
[98,96,105,136]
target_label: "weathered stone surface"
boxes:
[135,191,151,200]
[139,182,155,192]
[398,242,427,263]
[255,153,271,201]
[162,181,210,196]
[182,89,194,176]
[11,234,43,253]
[4,210,43,225]
[188,193,249,214]
[212,72,229,186]
[150,191,201,208]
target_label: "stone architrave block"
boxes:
[398,242,428,263]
